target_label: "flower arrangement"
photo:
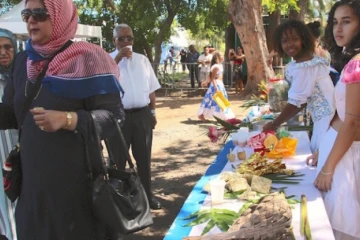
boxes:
[240,80,268,109]
[207,117,298,158]
[248,130,298,158]
[207,117,250,143]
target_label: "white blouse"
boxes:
[285,56,335,122]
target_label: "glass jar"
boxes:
[266,77,289,113]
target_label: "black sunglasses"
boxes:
[21,8,49,23]
[116,36,134,42]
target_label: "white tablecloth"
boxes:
[188,132,335,239]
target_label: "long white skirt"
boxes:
[317,127,360,239]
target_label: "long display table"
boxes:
[164,131,335,240]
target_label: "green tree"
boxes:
[76,0,230,70]
[0,0,21,15]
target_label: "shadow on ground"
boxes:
[124,138,223,240]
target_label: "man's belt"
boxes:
[124,106,148,113]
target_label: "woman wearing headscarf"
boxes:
[0,28,17,240]
[0,0,124,239]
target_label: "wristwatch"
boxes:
[65,112,72,129]
[150,109,156,116]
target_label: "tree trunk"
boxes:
[228,0,273,93]
[289,0,308,21]
[153,13,176,73]
[224,23,236,85]
[266,9,281,67]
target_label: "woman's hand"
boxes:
[30,108,73,132]
[306,151,319,166]
[314,165,334,192]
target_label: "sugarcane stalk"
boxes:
[301,194,312,240]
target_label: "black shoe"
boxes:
[149,197,162,210]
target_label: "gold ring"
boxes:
[40,126,44,131]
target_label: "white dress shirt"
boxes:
[198,54,213,72]
[110,50,161,109]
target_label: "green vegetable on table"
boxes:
[264,173,304,185]
[182,208,239,236]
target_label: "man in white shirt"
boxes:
[109,23,162,210]
[197,46,213,84]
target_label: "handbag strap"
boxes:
[85,113,135,179]
[18,40,73,138]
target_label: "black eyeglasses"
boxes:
[21,8,49,23]
[0,44,14,51]
[116,36,134,42]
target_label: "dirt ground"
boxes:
[124,89,248,240]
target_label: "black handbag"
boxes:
[86,113,153,234]
[2,41,73,202]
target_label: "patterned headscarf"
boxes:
[25,0,122,98]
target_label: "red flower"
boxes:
[208,126,226,143]
[248,131,276,149]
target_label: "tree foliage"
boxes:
[75,0,230,65]
[0,0,21,15]
[262,0,299,14]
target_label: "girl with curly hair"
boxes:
[263,20,335,155]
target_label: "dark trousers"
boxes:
[181,62,186,71]
[109,107,154,199]
[188,64,199,88]
[0,235,8,240]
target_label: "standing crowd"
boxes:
[0,0,359,240]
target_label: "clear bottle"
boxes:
[266,77,289,113]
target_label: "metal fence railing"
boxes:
[151,62,235,89]
[150,62,285,91]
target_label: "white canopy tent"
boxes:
[0,0,103,46]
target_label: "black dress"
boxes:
[0,52,124,240]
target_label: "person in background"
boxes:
[262,20,335,156]
[198,51,235,121]
[314,1,360,239]
[109,23,162,210]
[307,21,341,86]
[169,46,178,71]
[0,0,125,239]
[306,21,331,62]
[229,46,246,93]
[186,44,200,88]
[180,48,187,72]
[197,46,212,85]
[163,49,171,72]
[0,28,17,240]
[18,43,24,52]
